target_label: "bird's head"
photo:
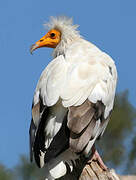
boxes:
[30,16,81,57]
[30,29,61,53]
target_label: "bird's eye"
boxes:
[50,33,55,38]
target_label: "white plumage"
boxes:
[30,16,117,179]
[34,39,117,117]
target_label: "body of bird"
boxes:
[29,16,117,179]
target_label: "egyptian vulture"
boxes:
[29,16,117,179]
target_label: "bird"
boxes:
[29,16,117,179]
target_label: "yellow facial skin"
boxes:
[30,29,61,54]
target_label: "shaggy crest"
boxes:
[44,16,81,57]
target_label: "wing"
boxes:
[45,100,109,161]
[29,50,117,166]
[44,113,70,163]
[29,95,47,168]
[43,52,117,160]
[35,55,67,107]
[29,55,67,168]
[61,52,117,119]
[65,52,117,155]
[68,100,110,156]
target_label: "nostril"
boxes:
[39,39,43,42]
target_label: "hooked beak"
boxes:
[30,44,39,54]
[30,34,48,54]
[30,32,50,54]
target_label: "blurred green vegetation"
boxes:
[14,155,46,180]
[0,164,14,180]
[0,90,136,179]
[98,90,136,170]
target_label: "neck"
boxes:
[52,33,81,58]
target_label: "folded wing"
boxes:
[29,51,117,166]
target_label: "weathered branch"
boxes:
[119,175,136,180]
[57,159,121,180]
[55,154,136,180]
[79,161,120,180]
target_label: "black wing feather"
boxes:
[44,113,69,162]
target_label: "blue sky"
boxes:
[0,0,136,173]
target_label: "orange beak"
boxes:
[30,30,61,54]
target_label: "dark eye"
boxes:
[50,33,55,38]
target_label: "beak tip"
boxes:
[30,51,33,55]
[30,44,39,55]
